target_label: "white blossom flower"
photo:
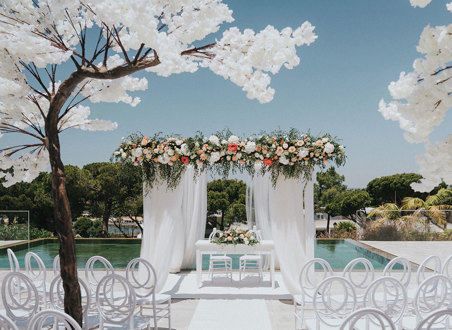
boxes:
[322,137,329,143]
[279,155,289,165]
[228,135,239,144]
[209,135,220,146]
[245,141,256,153]
[299,148,309,158]
[324,143,334,154]
[181,143,190,156]
[209,152,221,164]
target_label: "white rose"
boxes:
[154,148,158,153]
[134,147,143,157]
[279,155,289,165]
[322,137,329,143]
[209,135,220,146]
[228,135,239,144]
[181,143,190,155]
[245,141,256,154]
[236,152,242,159]
[143,149,149,155]
[167,149,174,156]
[176,139,183,146]
[283,143,288,149]
[221,139,227,145]
[210,152,220,164]
[121,153,127,159]
[324,142,335,154]
[158,154,170,164]
[339,145,344,150]
[298,148,309,158]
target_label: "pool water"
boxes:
[0,239,392,271]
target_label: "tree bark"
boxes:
[46,115,83,326]
[101,200,112,237]
[326,213,331,237]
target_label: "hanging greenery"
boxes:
[114,129,346,188]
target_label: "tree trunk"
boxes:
[101,200,112,237]
[46,124,83,325]
[220,212,225,230]
[326,213,331,237]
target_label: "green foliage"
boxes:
[87,220,103,238]
[335,222,356,232]
[0,223,52,240]
[73,218,94,238]
[366,173,427,206]
[337,190,371,220]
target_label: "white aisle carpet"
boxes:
[188,299,272,330]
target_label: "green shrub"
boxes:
[87,220,103,238]
[0,223,52,240]
[74,217,97,238]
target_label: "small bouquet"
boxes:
[211,228,260,246]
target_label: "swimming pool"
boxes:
[0,239,393,271]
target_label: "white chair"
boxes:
[239,229,263,281]
[96,274,152,330]
[342,258,375,305]
[443,255,452,281]
[415,309,452,330]
[28,309,82,330]
[7,249,20,272]
[53,254,60,277]
[0,313,19,330]
[416,255,442,286]
[24,251,47,308]
[383,256,411,289]
[403,274,452,329]
[304,276,357,329]
[49,275,98,329]
[84,256,114,297]
[363,277,407,329]
[126,258,171,330]
[208,228,232,280]
[294,258,333,330]
[339,307,396,330]
[1,272,39,329]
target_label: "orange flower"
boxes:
[181,156,189,164]
[171,155,178,162]
[274,155,278,160]
[304,157,309,160]
[263,158,273,166]
[256,145,262,152]
[232,155,238,161]
[197,150,203,155]
[153,158,159,162]
[289,146,296,153]
[137,157,143,162]
[132,144,136,148]
[200,153,207,160]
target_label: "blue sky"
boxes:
[3,0,452,188]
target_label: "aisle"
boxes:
[188,299,272,330]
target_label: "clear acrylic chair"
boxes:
[126,258,171,330]
[28,309,82,330]
[1,272,39,329]
[383,256,412,289]
[24,252,48,308]
[0,313,19,330]
[96,274,152,330]
[239,228,263,281]
[7,249,20,272]
[363,277,407,329]
[208,228,232,280]
[49,275,99,330]
[294,258,333,330]
[84,256,114,297]
[339,307,396,330]
[304,276,357,329]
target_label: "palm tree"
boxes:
[401,188,452,229]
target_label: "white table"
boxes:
[195,239,276,288]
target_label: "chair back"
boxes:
[53,255,60,277]
[208,228,218,241]
[416,255,442,285]
[0,313,19,330]
[443,255,452,281]
[383,256,411,288]
[363,277,407,326]
[29,309,82,330]
[24,252,46,293]
[299,258,333,303]
[96,274,136,326]
[414,274,452,322]
[313,276,356,327]
[6,249,20,273]
[339,308,396,330]
[342,258,375,294]
[49,275,90,316]
[126,258,157,299]
[415,309,452,330]
[1,272,39,323]
[84,256,114,294]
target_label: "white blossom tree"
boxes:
[379,0,452,192]
[0,0,316,324]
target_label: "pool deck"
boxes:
[0,240,24,247]
[361,240,452,266]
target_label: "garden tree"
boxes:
[73,217,93,238]
[366,173,427,206]
[336,190,371,222]
[207,179,247,229]
[378,0,452,192]
[401,188,452,229]
[0,0,316,323]
[314,167,347,234]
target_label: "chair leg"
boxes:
[168,299,172,330]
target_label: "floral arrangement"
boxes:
[114,129,346,188]
[210,228,260,246]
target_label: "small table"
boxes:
[195,239,276,288]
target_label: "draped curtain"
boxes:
[250,168,314,294]
[140,167,207,291]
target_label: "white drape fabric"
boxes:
[251,170,314,294]
[140,167,207,291]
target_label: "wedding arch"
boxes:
[116,129,346,293]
